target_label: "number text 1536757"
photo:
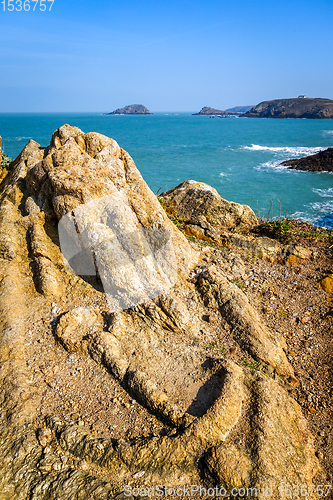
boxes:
[2,0,54,11]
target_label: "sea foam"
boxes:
[313,188,333,197]
[243,144,325,155]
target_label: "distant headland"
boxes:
[243,97,333,119]
[193,106,239,116]
[105,104,152,115]
[193,106,253,116]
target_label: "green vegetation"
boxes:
[232,280,244,289]
[185,234,229,253]
[1,153,13,170]
[238,358,262,370]
[252,218,333,245]
[169,216,184,230]
[157,196,166,210]
[202,343,226,355]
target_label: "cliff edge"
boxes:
[243,97,333,119]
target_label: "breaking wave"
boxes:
[313,188,333,197]
[243,144,325,155]
[254,160,294,172]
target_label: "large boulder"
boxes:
[0,125,320,499]
[160,180,257,235]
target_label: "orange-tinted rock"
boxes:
[319,275,333,293]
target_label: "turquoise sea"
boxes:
[1,112,333,227]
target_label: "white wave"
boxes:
[6,136,33,141]
[323,130,333,135]
[243,144,324,155]
[310,201,333,212]
[254,160,294,171]
[219,172,228,177]
[313,188,333,197]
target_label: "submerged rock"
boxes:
[0,125,320,498]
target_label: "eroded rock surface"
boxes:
[0,125,320,499]
[160,180,257,238]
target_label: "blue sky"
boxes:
[1,0,332,112]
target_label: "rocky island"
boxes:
[243,97,333,119]
[193,106,238,116]
[0,126,332,498]
[226,105,253,113]
[105,104,151,115]
[282,147,333,172]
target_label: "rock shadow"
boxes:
[186,369,225,418]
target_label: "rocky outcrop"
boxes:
[160,180,257,241]
[243,97,333,119]
[106,104,151,115]
[0,125,320,499]
[281,147,333,172]
[226,106,253,113]
[193,107,238,116]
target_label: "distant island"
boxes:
[243,97,333,119]
[281,148,333,172]
[226,105,253,113]
[105,104,152,115]
[193,106,239,116]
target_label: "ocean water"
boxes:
[1,112,333,227]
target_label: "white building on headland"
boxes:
[298,95,307,98]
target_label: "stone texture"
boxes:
[160,180,257,232]
[282,147,333,172]
[0,125,320,499]
[319,274,333,293]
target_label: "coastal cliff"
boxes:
[106,104,151,115]
[0,126,332,498]
[282,147,333,172]
[243,97,333,119]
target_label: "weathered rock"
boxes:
[319,274,333,293]
[55,307,103,352]
[0,125,320,498]
[244,97,333,119]
[292,245,312,259]
[282,147,333,172]
[160,180,257,234]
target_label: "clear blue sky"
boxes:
[1,0,332,112]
